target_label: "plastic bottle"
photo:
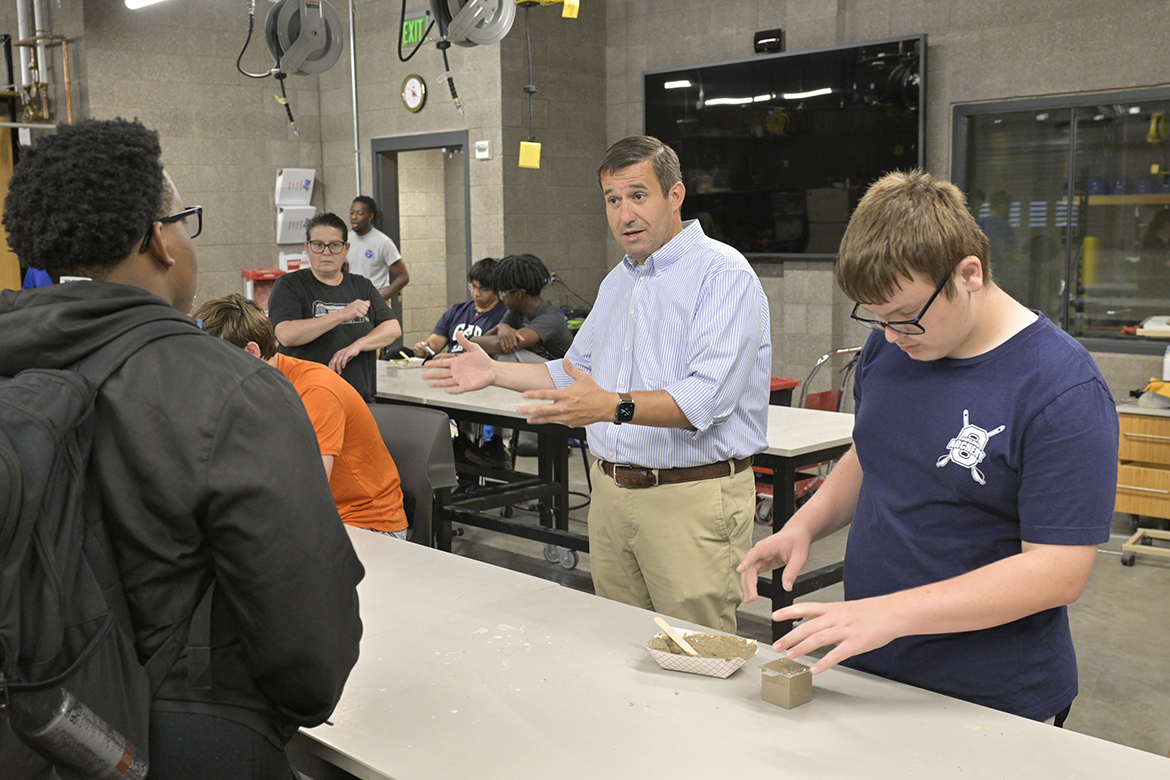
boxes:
[7,686,148,780]
[1163,345,1170,382]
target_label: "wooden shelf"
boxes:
[1086,194,1170,206]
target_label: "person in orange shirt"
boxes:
[194,294,408,537]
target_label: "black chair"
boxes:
[367,404,458,547]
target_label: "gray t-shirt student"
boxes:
[501,300,573,360]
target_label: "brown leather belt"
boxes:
[600,456,753,489]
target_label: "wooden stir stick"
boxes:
[654,617,698,656]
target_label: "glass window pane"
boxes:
[1073,101,1170,337]
[964,109,1073,327]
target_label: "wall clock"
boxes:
[402,74,426,113]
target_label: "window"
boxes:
[954,88,1170,351]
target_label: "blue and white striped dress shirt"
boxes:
[545,220,771,469]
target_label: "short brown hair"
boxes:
[836,170,991,305]
[193,293,278,360]
[597,135,682,199]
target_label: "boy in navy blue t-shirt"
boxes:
[413,257,505,357]
[738,170,1117,723]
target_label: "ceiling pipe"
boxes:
[348,0,360,194]
[15,0,31,87]
[32,0,49,86]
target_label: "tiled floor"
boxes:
[446,450,1170,758]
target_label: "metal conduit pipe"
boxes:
[348,0,360,193]
[15,0,31,88]
[32,0,48,87]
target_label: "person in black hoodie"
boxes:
[0,119,364,779]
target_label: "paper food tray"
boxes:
[645,629,757,679]
[383,357,425,374]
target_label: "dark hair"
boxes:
[305,212,348,243]
[468,257,498,289]
[3,118,167,275]
[493,254,549,297]
[351,196,378,217]
[597,135,682,199]
[193,293,278,360]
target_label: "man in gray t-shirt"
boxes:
[471,254,573,362]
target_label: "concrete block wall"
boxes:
[316,0,510,335]
[77,2,327,307]
[499,1,609,314]
[396,147,446,346]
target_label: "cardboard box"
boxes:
[275,168,315,206]
[279,251,307,272]
[761,658,812,709]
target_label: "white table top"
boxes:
[299,528,1167,779]
[376,367,855,459]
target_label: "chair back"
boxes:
[366,404,458,546]
[797,347,862,412]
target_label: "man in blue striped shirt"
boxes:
[426,136,771,632]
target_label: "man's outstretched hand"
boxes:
[422,331,495,393]
[517,358,612,428]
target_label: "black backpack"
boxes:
[0,318,206,780]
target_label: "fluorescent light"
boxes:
[126,0,172,8]
[664,80,692,90]
[705,97,754,106]
[782,87,832,100]
[1129,106,1142,114]
[753,93,773,102]
[1036,113,1048,121]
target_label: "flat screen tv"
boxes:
[644,35,925,258]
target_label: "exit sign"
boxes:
[401,11,432,48]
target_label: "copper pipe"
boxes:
[13,33,71,124]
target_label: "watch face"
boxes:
[616,401,635,423]
[402,75,426,113]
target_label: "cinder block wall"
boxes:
[78,2,326,306]
[397,147,447,346]
[499,2,610,314]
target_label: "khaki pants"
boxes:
[587,460,755,633]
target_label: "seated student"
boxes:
[413,257,506,357]
[471,253,573,362]
[268,212,402,402]
[195,294,410,539]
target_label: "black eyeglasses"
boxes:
[850,264,957,335]
[307,240,347,255]
[140,206,203,253]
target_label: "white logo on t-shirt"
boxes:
[312,300,369,324]
[936,409,1005,485]
[449,323,483,352]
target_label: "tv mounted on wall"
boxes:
[644,35,925,258]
